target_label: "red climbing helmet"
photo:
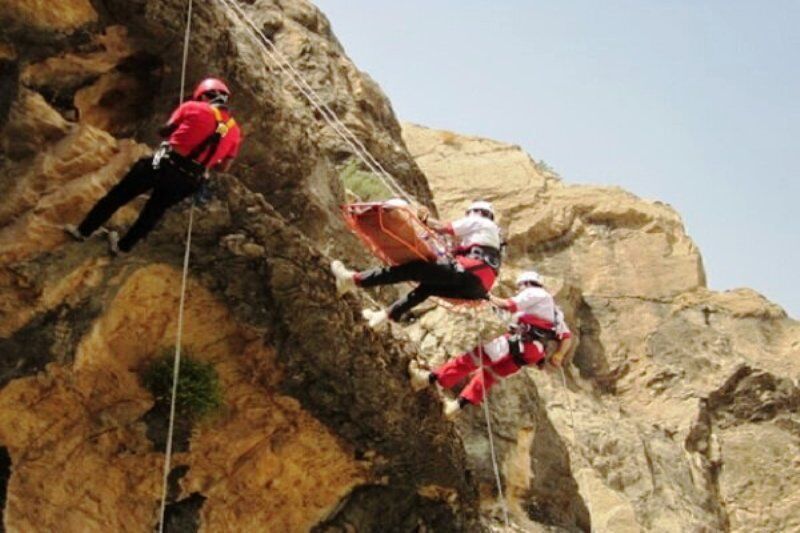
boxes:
[192,78,231,101]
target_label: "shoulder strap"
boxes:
[210,106,237,135]
[187,104,236,166]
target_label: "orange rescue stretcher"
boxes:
[341,200,448,266]
[341,199,484,308]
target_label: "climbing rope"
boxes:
[157,0,195,530]
[218,0,411,202]
[474,310,511,529]
[178,0,193,106]
[216,0,415,204]
[558,364,594,531]
[559,367,577,435]
[215,0,509,319]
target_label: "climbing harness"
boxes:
[474,309,511,529]
[157,0,195,531]
[456,244,502,271]
[154,105,236,180]
[517,321,558,344]
[186,105,237,167]
[507,335,532,369]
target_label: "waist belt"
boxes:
[508,335,529,368]
[516,322,556,343]
[456,245,501,271]
[153,144,206,180]
[509,331,550,369]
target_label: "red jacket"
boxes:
[167,101,242,168]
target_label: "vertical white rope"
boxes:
[157,1,194,530]
[178,0,193,105]
[475,311,511,529]
[558,365,593,531]
[157,204,195,532]
[559,367,577,434]
[216,0,415,204]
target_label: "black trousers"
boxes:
[78,156,199,252]
[357,260,488,320]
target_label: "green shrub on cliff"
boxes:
[340,159,392,201]
[143,352,222,420]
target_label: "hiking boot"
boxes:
[409,360,431,392]
[331,260,357,295]
[63,224,87,242]
[443,397,462,419]
[362,308,388,329]
[107,230,122,256]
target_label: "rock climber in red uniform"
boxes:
[410,270,573,418]
[64,78,242,254]
[331,200,502,328]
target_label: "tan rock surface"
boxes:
[0,264,366,531]
[20,26,137,92]
[0,2,476,531]
[0,42,15,60]
[403,122,800,532]
[0,0,98,32]
[2,0,797,530]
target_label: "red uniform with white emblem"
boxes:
[354,211,502,321]
[433,286,571,405]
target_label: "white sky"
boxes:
[315,0,800,318]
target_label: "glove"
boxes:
[549,351,565,368]
[193,180,213,206]
[151,142,170,170]
[416,206,430,223]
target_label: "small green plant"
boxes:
[534,159,560,177]
[339,159,392,201]
[143,352,222,420]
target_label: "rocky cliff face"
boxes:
[402,123,800,532]
[0,1,470,531]
[0,0,798,532]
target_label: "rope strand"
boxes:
[221,0,409,200]
[558,365,593,531]
[475,310,511,529]
[157,0,195,530]
[216,0,414,204]
[178,0,193,105]
[559,367,577,433]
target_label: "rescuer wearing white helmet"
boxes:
[410,269,573,418]
[331,199,502,328]
[464,200,494,219]
[515,270,543,287]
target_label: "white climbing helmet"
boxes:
[466,200,495,220]
[516,270,544,287]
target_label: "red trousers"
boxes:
[434,335,545,405]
